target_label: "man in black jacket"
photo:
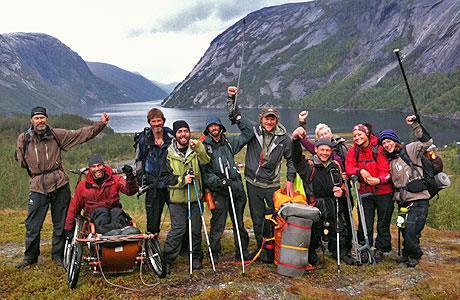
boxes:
[244,106,296,256]
[135,108,174,235]
[291,126,353,265]
[203,86,253,262]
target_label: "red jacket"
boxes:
[64,166,138,230]
[345,135,393,195]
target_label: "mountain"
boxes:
[87,62,168,101]
[151,80,178,94]
[0,33,132,114]
[163,0,460,118]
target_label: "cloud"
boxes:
[134,0,290,35]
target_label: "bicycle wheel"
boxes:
[145,239,167,278]
[67,242,83,288]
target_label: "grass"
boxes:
[1,113,459,298]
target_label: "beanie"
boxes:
[173,120,190,136]
[315,138,334,148]
[88,153,104,166]
[31,106,48,118]
[378,129,400,144]
[352,124,370,137]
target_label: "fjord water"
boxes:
[83,100,460,146]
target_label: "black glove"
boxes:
[122,165,135,180]
[64,229,73,241]
[227,96,241,124]
[218,178,231,188]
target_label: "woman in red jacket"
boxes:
[345,124,393,263]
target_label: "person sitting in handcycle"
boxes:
[64,154,139,237]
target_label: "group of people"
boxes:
[15,86,434,273]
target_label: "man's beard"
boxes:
[34,124,47,134]
[177,137,190,147]
[153,126,163,134]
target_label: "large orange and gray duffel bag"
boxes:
[275,202,320,277]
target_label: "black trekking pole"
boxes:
[330,169,342,273]
[393,48,420,122]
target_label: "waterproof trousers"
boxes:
[145,187,169,234]
[310,197,349,258]
[163,202,203,264]
[246,183,278,251]
[358,193,394,252]
[24,184,71,261]
[402,199,429,259]
[209,184,249,259]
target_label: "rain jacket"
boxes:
[203,117,253,194]
[134,126,174,187]
[345,135,393,195]
[389,123,433,202]
[16,122,106,194]
[64,166,138,230]
[160,140,210,204]
[244,123,296,188]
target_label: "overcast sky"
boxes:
[1,0,297,84]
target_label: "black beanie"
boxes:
[31,106,48,118]
[88,154,104,166]
[173,120,190,136]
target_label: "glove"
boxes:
[218,178,231,188]
[122,165,135,180]
[227,96,241,124]
[64,229,73,241]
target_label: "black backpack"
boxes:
[399,147,443,199]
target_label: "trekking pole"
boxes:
[192,178,216,272]
[350,175,375,265]
[398,227,401,256]
[219,157,245,273]
[187,183,193,275]
[233,18,246,112]
[393,49,420,121]
[344,182,361,264]
[335,196,341,273]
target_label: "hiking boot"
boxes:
[52,256,64,268]
[192,258,203,270]
[308,250,319,266]
[340,254,357,265]
[360,251,369,263]
[15,258,37,269]
[406,257,419,268]
[374,249,384,263]
[396,255,408,264]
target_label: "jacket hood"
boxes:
[203,116,226,135]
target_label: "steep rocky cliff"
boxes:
[163,0,460,117]
[0,33,130,113]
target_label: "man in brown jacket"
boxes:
[15,106,109,268]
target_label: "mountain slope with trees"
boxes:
[86,62,168,101]
[163,0,460,118]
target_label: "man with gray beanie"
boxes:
[15,106,109,269]
[291,126,354,266]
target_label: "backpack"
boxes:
[303,159,343,205]
[399,147,445,199]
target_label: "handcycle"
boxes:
[63,215,166,288]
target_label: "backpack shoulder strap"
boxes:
[372,145,379,161]
[307,159,316,183]
[21,129,33,177]
[50,128,66,152]
[354,146,360,164]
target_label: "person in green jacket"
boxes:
[160,120,210,272]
